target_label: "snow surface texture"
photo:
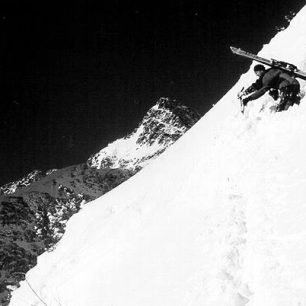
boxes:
[10,6,306,306]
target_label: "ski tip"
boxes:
[230,46,242,54]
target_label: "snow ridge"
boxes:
[0,170,51,195]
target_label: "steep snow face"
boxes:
[87,97,201,170]
[10,6,306,306]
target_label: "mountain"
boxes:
[87,97,201,170]
[9,6,306,306]
[9,7,306,306]
[0,98,200,305]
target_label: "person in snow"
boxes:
[242,64,300,111]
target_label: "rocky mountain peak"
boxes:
[87,97,201,170]
[136,97,201,146]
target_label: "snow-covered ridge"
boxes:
[0,169,56,195]
[87,97,201,170]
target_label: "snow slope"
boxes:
[10,6,306,306]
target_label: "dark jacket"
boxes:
[247,68,299,100]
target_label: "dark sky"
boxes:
[0,0,305,185]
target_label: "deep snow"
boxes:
[10,5,306,306]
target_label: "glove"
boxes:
[242,96,252,106]
[269,89,279,100]
[243,85,256,95]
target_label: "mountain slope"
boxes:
[9,6,306,306]
[0,98,200,305]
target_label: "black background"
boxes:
[0,0,305,185]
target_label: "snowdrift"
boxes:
[10,5,306,306]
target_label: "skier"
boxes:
[242,64,300,111]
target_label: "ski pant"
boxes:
[276,84,301,112]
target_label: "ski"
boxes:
[230,46,306,81]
